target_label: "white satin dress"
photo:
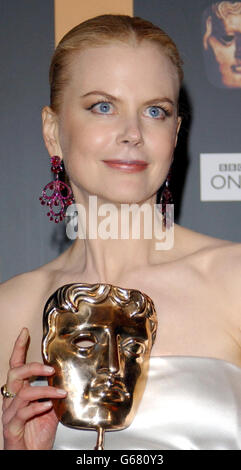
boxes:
[50,356,241,450]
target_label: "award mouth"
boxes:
[231,64,241,74]
[89,376,130,403]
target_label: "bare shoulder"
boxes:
[201,236,241,296]
[0,243,71,301]
[175,224,239,260]
[0,269,54,376]
[177,225,238,254]
[175,224,232,252]
[0,266,59,343]
[183,225,240,274]
[0,269,52,310]
[176,224,240,306]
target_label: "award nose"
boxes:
[98,333,121,374]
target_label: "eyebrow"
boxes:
[81,90,175,106]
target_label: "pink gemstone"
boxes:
[51,156,61,165]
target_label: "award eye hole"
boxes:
[221,35,234,44]
[73,336,96,349]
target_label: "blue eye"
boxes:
[98,102,111,113]
[89,101,113,114]
[149,106,160,117]
[146,106,167,119]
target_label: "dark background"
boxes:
[134,0,240,236]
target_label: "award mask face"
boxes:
[202,2,241,88]
[42,283,157,448]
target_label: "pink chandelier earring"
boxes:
[39,156,74,223]
[160,171,173,228]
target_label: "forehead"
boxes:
[215,13,241,32]
[64,42,180,101]
[56,304,148,332]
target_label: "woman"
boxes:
[1,14,240,450]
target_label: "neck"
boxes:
[64,192,174,283]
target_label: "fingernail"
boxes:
[42,401,53,409]
[57,388,67,396]
[43,366,55,373]
[19,328,29,344]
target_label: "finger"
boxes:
[7,363,55,388]
[9,328,29,369]
[5,363,55,403]
[18,385,67,402]
[3,401,53,450]
[3,363,55,415]
[3,386,67,423]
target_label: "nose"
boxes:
[98,332,121,375]
[116,114,143,147]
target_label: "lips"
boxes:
[102,159,148,172]
[89,376,130,402]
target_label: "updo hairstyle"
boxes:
[49,14,183,113]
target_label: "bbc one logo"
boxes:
[200,154,241,201]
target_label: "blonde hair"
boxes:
[49,14,183,113]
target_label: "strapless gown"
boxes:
[43,356,241,450]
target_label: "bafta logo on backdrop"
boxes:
[202,1,241,88]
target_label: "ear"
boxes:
[42,106,63,158]
[203,16,212,50]
[174,116,182,147]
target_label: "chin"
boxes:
[101,190,151,205]
[57,401,132,431]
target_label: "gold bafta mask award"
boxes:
[42,283,157,449]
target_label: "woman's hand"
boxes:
[2,328,67,450]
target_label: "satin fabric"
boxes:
[35,356,241,450]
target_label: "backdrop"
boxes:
[0,0,240,282]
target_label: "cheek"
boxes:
[148,124,177,157]
[59,116,114,160]
[219,49,234,65]
[210,39,234,63]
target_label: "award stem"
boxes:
[94,426,105,450]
